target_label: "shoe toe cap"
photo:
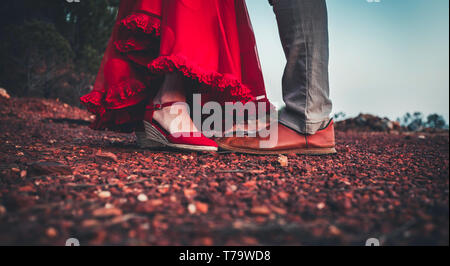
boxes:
[168,133,218,148]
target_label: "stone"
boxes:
[137,193,148,202]
[28,161,72,177]
[98,191,111,198]
[278,155,289,167]
[250,206,271,215]
[95,150,118,163]
[93,207,122,217]
[0,88,10,100]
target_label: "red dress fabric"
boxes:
[80,0,269,132]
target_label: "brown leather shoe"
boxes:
[216,119,336,155]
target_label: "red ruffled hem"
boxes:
[148,55,255,102]
[80,79,147,111]
[114,12,161,53]
[80,80,150,132]
[119,12,161,36]
[80,91,105,116]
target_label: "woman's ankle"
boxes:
[153,94,186,105]
[151,105,199,134]
[148,72,199,134]
[153,72,186,104]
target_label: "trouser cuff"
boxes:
[279,111,330,135]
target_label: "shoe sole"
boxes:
[136,131,164,149]
[142,121,218,152]
[218,143,337,155]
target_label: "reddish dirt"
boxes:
[0,98,448,246]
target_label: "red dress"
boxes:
[81,0,268,132]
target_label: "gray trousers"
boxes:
[271,0,332,135]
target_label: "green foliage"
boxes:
[61,0,119,73]
[0,20,74,97]
[425,114,447,129]
[399,112,448,130]
[78,45,104,76]
[0,0,119,105]
[333,112,347,121]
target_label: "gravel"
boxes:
[0,98,448,245]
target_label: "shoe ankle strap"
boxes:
[145,101,181,111]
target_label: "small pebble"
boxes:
[0,205,6,216]
[251,206,271,215]
[20,170,27,178]
[11,168,20,173]
[188,203,197,214]
[98,191,111,198]
[46,227,58,238]
[278,155,289,167]
[195,202,209,214]
[137,193,148,202]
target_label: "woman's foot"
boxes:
[138,72,218,152]
[152,102,200,135]
[142,103,218,152]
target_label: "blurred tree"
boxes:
[401,112,412,126]
[0,0,119,104]
[61,0,119,73]
[399,112,448,131]
[333,112,347,121]
[425,114,447,129]
[0,20,74,97]
[408,112,425,131]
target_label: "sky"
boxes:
[246,0,449,122]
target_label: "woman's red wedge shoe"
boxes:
[138,102,218,152]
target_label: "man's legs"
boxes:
[215,0,336,154]
[272,0,332,135]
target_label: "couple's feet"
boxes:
[136,102,336,155]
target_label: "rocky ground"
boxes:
[0,97,448,246]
